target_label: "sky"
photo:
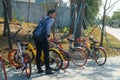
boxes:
[99,0,120,17]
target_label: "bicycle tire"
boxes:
[53,42,69,70]
[94,47,107,66]
[32,48,63,71]
[14,52,22,65]
[25,49,35,62]
[72,47,87,67]
[49,48,63,71]
[24,54,32,78]
[0,59,7,80]
[8,49,22,67]
[58,50,69,70]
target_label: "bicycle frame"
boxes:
[51,38,87,67]
[80,37,100,58]
[16,41,25,66]
[12,29,29,67]
[22,30,64,71]
[8,28,32,78]
[77,36,107,66]
[25,41,63,62]
[25,30,64,61]
[52,38,85,57]
[0,55,7,80]
[23,39,64,71]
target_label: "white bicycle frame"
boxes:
[16,41,26,66]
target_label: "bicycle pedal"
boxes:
[18,73,22,76]
[19,70,24,76]
[15,66,22,69]
[21,66,26,71]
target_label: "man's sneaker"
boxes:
[45,70,54,75]
[37,69,44,74]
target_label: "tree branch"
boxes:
[106,0,120,10]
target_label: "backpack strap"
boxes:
[42,16,51,22]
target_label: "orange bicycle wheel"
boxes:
[24,54,31,78]
[72,47,87,67]
[49,49,63,71]
[58,50,69,70]
[94,47,107,66]
[8,49,22,67]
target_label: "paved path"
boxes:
[5,26,120,80]
[6,56,120,80]
[105,26,120,40]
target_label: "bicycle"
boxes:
[8,28,32,78]
[0,54,7,80]
[51,38,87,68]
[21,30,63,71]
[77,36,107,66]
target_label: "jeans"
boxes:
[33,38,50,70]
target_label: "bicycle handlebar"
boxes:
[51,39,61,44]
[12,28,22,41]
[28,30,31,38]
[51,38,74,44]
[67,38,74,42]
[27,30,33,41]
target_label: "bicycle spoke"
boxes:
[95,48,107,66]
[49,49,63,71]
[25,62,31,78]
[72,48,87,67]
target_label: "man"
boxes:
[33,9,56,75]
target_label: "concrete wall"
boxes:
[0,0,3,17]
[12,1,46,23]
[0,0,71,27]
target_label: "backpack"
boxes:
[32,17,51,40]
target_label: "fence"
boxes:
[0,1,3,17]
[0,0,71,27]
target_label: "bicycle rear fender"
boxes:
[49,48,64,60]
[28,43,36,56]
[97,46,105,50]
[74,46,85,51]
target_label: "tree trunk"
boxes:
[74,0,85,46]
[100,10,106,47]
[69,0,75,34]
[8,0,12,21]
[2,0,12,49]
[52,0,61,39]
[2,0,7,36]
[100,0,107,47]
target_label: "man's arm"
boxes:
[46,19,54,37]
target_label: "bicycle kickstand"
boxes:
[19,66,25,76]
